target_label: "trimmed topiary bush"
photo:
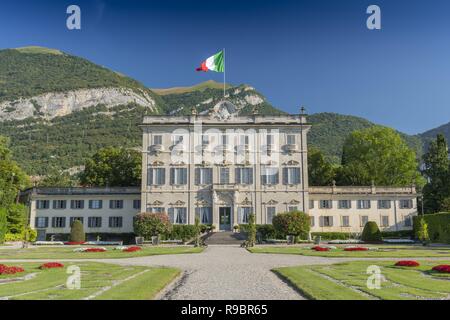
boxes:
[134,212,172,240]
[272,211,310,242]
[361,221,382,242]
[69,220,85,243]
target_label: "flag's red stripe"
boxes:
[196,61,208,72]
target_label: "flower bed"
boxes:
[395,260,420,267]
[39,262,65,269]
[432,265,450,273]
[0,264,25,275]
[312,246,330,252]
[344,247,369,251]
[123,246,141,252]
[64,241,86,245]
[73,247,107,253]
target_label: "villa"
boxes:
[21,104,418,241]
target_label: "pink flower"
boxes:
[395,260,420,267]
[432,265,450,273]
[0,264,25,275]
[39,262,64,269]
[123,246,142,252]
[344,247,369,251]
[312,246,330,252]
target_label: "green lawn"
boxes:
[274,260,450,300]
[0,262,179,300]
[248,245,450,258]
[0,246,203,260]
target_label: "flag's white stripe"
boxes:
[205,55,216,71]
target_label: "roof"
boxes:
[309,185,418,196]
[21,187,141,196]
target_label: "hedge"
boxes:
[381,230,413,238]
[240,224,278,240]
[311,232,353,240]
[0,208,6,244]
[413,213,450,244]
[163,225,198,242]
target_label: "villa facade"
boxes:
[22,106,418,240]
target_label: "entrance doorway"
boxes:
[219,207,232,231]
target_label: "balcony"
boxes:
[213,183,238,191]
[150,144,164,153]
[284,144,298,153]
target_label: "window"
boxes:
[219,168,230,184]
[36,200,50,209]
[221,134,228,146]
[109,217,123,228]
[357,200,371,209]
[239,135,250,146]
[201,134,209,145]
[70,200,84,209]
[378,200,391,209]
[235,167,253,185]
[148,168,166,186]
[319,200,332,209]
[282,167,301,185]
[266,134,274,146]
[88,217,102,228]
[404,216,412,227]
[342,216,350,227]
[288,206,298,212]
[399,199,413,209]
[267,207,276,224]
[360,215,369,227]
[69,217,84,226]
[153,135,162,145]
[309,200,315,209]
[195,168,213,185]
[238,207,252,224]
[148,207,165,213]
[320,216,333,227]
[338,200,351,209]
[53,200,67,209]
[170,168,188,185]
[310,216,315,227]
[261,166,279,185]
[133,199,141,210]
[286,134,296,145]
[196,207,212,224]
[110,200,124,209]
[35,217,48,228]
[89,200,103,209]
[381,216,389,227]
[52,217,66,228]
[169,208,187,224]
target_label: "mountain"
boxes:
[419,121,450,149]
[0,46,439,176]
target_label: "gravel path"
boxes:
[96,245,340,300]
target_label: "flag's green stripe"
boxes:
[213,51,224,72]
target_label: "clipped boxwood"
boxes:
[311,232,352,240]
[163,225,198,242]
[239,224,278,240]
[272,211,310,241]
[413,213,450,244]
[134,213,172,239]
[361,221,382,242]
[69,220,85,243]
[381,230,413,238]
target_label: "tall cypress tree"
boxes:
[422,134,450,213]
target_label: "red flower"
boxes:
[395,260,420,267]
[312,246,330,252]
[64,242,86,245]
[0,264,25,275]
[39,262,65,269]
[123,246,141,252]
[84,248,106,252]
[344,247,369,251]
[432,265,450,273]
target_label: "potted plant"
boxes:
[209,224,216,233]
[233,224,240,233]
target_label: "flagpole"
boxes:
[223,48,226,98]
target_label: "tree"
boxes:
[37,167,76,187]
[361,221,382,242]
[0,208,6,244]
[80,147,141,187]
[70,220,85,243]
[272,211,310,242]
[337,126,424,187]
[247,214,257,247]
[308,147,336,186]
[134,213,172,239]
[422,134,450,213]
[6,203,27,234]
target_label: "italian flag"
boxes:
[196,50,225,72]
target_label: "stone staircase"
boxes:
[203,232,247,245]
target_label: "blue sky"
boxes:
[1,0,450,134]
